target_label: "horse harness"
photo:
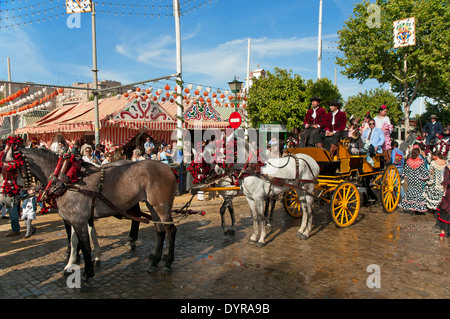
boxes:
[240,153,319,199]
[3,149,153,225]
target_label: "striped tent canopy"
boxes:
[14,95,236,151]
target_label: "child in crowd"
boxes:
[391,141,405,198]
[21,187,37,238]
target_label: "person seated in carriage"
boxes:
[314,99,347,159]
[362,118,385,165]
[299,96,327,147]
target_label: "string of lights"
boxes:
[0,0,213,29]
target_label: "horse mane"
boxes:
[22,147,60,160]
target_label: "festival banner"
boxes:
[393,17,416,48]
[66,0,92,14]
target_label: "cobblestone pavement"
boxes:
[1,193,449,300]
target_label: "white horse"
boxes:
[240,151,320,246]
[198,134,319,246]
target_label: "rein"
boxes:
[0,139,153,224]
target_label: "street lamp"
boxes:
[228,76,243,111]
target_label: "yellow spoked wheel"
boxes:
[331,182,360,228]
[381,164,401,213]
[283,188,303,218]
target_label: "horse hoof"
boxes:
[125,241,137,251]
[93,259,101,267]
[247,239,257,245]
[296,232,309,240]
[224,229,235,236]
[161,267,172,275]
[62,269,71,277]
[256,242,265,248]
[81,279,93,292]
[147,266,158,273]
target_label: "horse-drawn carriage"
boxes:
[282,138,401,228]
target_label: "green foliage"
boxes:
[336,0,450,106]
[247,68,341,130]
[345,88,402,123]
[88,94,103,101]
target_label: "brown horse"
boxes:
[0,146,177,291]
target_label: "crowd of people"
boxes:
[48,136,183,167]
[3,103,450,239]
[296,96,450,238]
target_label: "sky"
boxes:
[0,0,422,115]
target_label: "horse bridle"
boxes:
[1,144,34,198]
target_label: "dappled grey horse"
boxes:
[239,141,320,246]
[0,146,177,291]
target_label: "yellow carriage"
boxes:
[283,139,401,228]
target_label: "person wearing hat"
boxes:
[423,114,443,147]
[314,99,347,158]
[299,96,327,147]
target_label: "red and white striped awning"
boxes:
[16,95,233,151]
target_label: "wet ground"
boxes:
[1,192,449,302]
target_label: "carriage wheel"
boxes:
[283,188,303,218]
[381,164,401,213]
[331,182,360,228]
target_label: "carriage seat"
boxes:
[284,147,336,163]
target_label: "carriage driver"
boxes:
[314,99,347,159]
[299,96,327,147]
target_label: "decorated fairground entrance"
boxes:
[14,85,248,152]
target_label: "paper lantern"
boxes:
[184,88,190,94]
[164,84,170,91]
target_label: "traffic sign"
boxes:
[229,111,242,129]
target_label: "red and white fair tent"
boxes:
[15,94,238,151]
[15,95,175,151]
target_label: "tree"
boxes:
[247,68,341,130]
[345,88,402,123]
[336,0,450,132]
